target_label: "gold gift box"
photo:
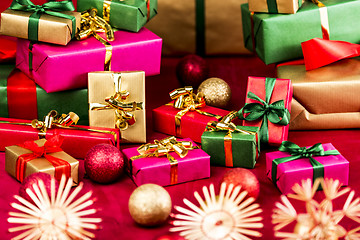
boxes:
[277,58,360,130]
[88,71,146,143]
[0,9,81,45]
[5,139,79,185]
[249,0,305,14]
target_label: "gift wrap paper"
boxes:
[249,0,304,14]
[266,143,349,194]
[0,9,80,45]
[88,71,146,143]
[201,126,260,168]
[16,28,162,93]
[242,0,360,64]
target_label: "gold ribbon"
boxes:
[102,0,151,23]
[311,0,329,40]
[130,136,198,185]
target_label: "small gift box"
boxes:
[0,0,80,45]
[238,76,292,146]
[248,0,305,14]
[266,141,349,195]
[88,71,146,143]
[201,111,260,168]
[5,136,79,185]
[122,136,210,187]
[152,87,230,143]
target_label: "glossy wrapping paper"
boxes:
[152,104,229,143]
[0,36,16,62]
[201,125,260,168]
[241,0,360,64]
[249,0,304,14]
[16,28,162,93]
[122,138,210,187]
[77,0,158,32]
[0,118,120,159]
[266,143,349,195]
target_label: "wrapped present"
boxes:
[0,66,88,125]
[248,0,305,14]
[77,0,157,32]
[266,141,349,194]
[88,71,146,143]
[152,87,230,143]
[238,77,292,146]
[0,111,120,159]
[16,28,162,93]
[5,135,79,185]
[201,111,260,168]
[241,0,360,64]
[0,0,81,45]
[122,136,210,186]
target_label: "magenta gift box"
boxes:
[16,28,162,93]
[122,138,210,187]
[266,143,349,195]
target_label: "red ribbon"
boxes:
[16,135,71,182]
[0,37,17,63]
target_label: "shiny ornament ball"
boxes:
[221,168,260,199]
[176,54,209,88]
[198,77,232,108]
[84,143,124,184]
[129,184,172,226]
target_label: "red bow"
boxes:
[16,134,71,182]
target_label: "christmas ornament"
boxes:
[176,54,209,88]
[85,143,124,183]
[170,182,263,240]
[272,178,360,240]
[198,77,232,108]
[129,184,172,226]
[221,168,260,199]
[8,175,102,239]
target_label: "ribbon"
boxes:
[103,0,151,23]
[311,0,329,40]
[237,78,290,144]
[271,141,340,185]
[195,0,205,56]
[15,134,71,182]
[266,0,278,13]
[9,0,76,41]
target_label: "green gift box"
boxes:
[0,65,88,125]
[241,0,360,65]
[201,125,260,168]
[77,0,158,32]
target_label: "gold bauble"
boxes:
[198,77,231,108]
[128,184,172,226]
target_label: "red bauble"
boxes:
[221,168,260,200]
[84,144,124,184]
[176,54,209,88]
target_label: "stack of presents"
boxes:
[0,0,358,196]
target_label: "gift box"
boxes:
[0,65,88,125]
[88,71,146,143]
[77,0,157,32]
[266,141,349,194]
[241,0,360,64]
[5,137,79,185]
[238,76,292,146]
[248,0,304,14]
[16,28,162,93]
[122,137,210,186]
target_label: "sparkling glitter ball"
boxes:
[84,144,124,184]
[198,77,232,108]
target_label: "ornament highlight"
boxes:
[176,54,209,88]
[198,77,231,108]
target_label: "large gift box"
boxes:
[88,71,146,143]
[16,28,162,93]
[266,141,349,194]
[122,137,210,186]
[77,0,157,32]
[5,137,79,185]
[238,77,292,146]
[249,0,305,14]
[241,0,360,64]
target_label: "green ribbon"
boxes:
[195,0,205,56]
[272,141,340,184]
[237,78,290,144]
[9,0,76,41]
[267,0,278,13]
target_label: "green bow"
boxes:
[271,141,340,184]
[237,78,290,144]
[9,0,76,41]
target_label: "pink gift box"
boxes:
[266,143,349,195]
[122,138,210,186]
[16,28,162,93]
